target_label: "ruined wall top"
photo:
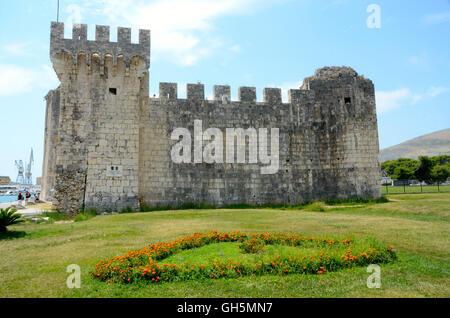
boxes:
[301,66,373,91]
[50,22,150,68]
[313,66,359,78]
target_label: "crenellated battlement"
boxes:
[50,22,150,68]
[155,82,317,103]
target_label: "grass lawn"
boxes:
[0,193,449,298]
[381,185,450,194]
[157,243,333,267]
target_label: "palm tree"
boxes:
[0,207,24,232]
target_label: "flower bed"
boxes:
[91,231,396,284]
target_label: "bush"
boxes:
[305,202,325,212]
[41,211,72,221]
[74,209,98,222]
[0,207,24,232]
[120,206,134,213]
[179,202,214,209]
[139,203,172,212]
[127,198,389,214]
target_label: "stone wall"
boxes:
[138,68,380,207]
[43,22,381,215]
[41,87,60,201]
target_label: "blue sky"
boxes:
[0,0,449,182]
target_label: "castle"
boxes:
[42,22,381,215]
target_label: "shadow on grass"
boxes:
[0,230,27,241]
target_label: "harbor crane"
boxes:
[15,160,25,184]
[14,148,34,185]
[24,148,34,185]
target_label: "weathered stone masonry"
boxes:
[42,22,381,215]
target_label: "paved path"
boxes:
[0,201,50,217]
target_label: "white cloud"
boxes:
[0,65,33,96]
[229,44,241,52]
[65,4,83,25]
[427,86,450,97]
[0,64,58,96]
[376,88,413,114]
[376,85,450,115]
[75,0,274,66]
[1,42,33,57]
[422,11,450,24]
[408,55,428,67]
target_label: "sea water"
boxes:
[0,196,16,203]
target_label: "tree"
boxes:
[414,156,433,184]
[391,166,414,193]
[431,165,450,184]
[392,166,414,180]
[0,207,24,233]
[430,155,450,167]
[381,158,419,176]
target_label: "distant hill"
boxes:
[379,129,450,162]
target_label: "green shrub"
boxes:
[139,202,214,212]
[373,196,389,203]
[41,211,72,221]
[120,206,134,213]
[179,202,214,209]
[139,203,171,212]
[135,197,388,214]
[74,209,98,222]
[304,202,326,212]
[0,207,24,232]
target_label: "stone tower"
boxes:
[44,22,150,214]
